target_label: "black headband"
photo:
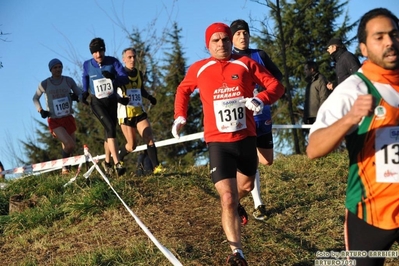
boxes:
[230,20,250,36]
[90,45,105,54]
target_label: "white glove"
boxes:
[239,97,264,114]
[171,116,186,139]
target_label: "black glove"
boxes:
[118,97,130,106]
[147,95,157,105]
[82,91,89,105]
[40,109,50,119]
[70,93,79,102]
[102,71,115,80]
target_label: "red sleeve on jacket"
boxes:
[174,63,200,119]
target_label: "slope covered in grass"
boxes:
[0,152,397,265]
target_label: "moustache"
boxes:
[383,46,399,57]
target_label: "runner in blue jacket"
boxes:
[82,37,130,176]
[230,19,283,221]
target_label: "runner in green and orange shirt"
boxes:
[307,8,399,266]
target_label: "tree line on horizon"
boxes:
[20,0,360,168]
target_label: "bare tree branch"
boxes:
[0,25,11,42]
[94,0,177,55]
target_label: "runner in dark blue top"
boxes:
[230,19,283,221]
[82,37,130,176]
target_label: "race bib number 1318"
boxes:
[213,96,246,132]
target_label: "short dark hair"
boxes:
[357,8,399,44]
[305,61,318,72]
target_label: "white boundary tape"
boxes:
[1,155,87,175]
[0,124,312,176]
[0,125,312,264]
[81,147,183,266]
[63,161,85,187]
[273,124,312,129]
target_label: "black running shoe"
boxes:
[101,161,113,175]
[237,203,248,226]
[253,204,267,221]
[226,253,248,266]
[114,161,126,176]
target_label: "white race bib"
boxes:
[126,88,142,107]
[93,78,114,99]
[375,126,399,183]
[213,96,246,132]
[53,97,70,117]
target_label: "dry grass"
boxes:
[0,151,398,265]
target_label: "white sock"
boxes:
[233,248,245,258]
[251,169,263,209]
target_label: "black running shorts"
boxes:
[345,209,399,266]
[257,131,273,149]
[208,136,257,184]
[123,112,148,128]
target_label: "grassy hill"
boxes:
[0,151,397,265]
